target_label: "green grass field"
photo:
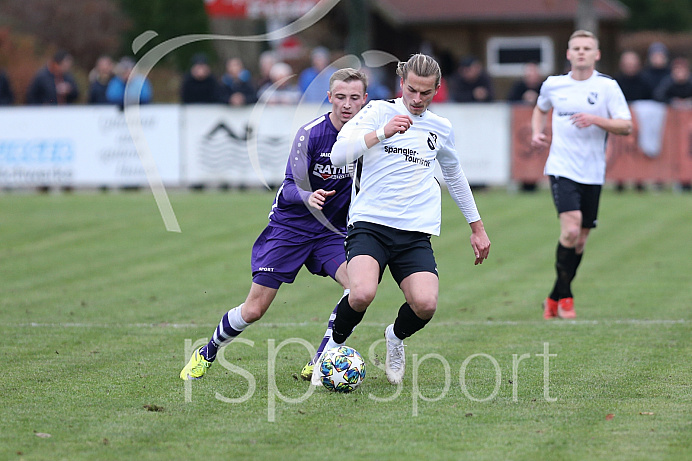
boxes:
[2,188,690,460]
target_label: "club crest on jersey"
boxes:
[427,132,439,150]
[587,92,598,104]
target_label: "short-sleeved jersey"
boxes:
[268,113,352,236]
[334,98,480,236]
[536,71,631,185]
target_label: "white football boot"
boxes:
[384,324,405,384]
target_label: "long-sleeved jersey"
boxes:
[331,98,480,236]
[268,113,352,236]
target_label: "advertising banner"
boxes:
[510,104,692,186]
[204,0,319,19]
[181,104,328,187]
[431,103,511,186]
[0,106,180,187]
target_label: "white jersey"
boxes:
[537,71,631,185]
[331,98,480,236]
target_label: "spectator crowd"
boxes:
[1,43,690,108]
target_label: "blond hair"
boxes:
[329,67,368,93]
[396,54,441,87]
[569,30,599,49]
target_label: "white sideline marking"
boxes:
[13,319,688,329]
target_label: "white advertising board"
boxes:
[182,103,329,187]
[429,102,511,186]
[0,103,510,189]
[182,102,511,188]
[0,106,180,187]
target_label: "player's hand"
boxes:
[308,189,335,210]
[570,112,595,128]
[470,228,491,265]
[385,115,414,137]
[531,132,549,148]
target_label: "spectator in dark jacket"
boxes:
[0,70,14,105]
[641,42,670,97]
[448,56,494,103]
[26,50,80,105]
[88,55,115,104]
[615,50,652,102]
[220,57,257,105]
[654,57,692,108]
[181,53,221,104]
[506,62,543,104]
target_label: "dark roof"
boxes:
[374,0,629,25]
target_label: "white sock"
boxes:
[385,324,403,344]
[324,336,343,353]
[229,304,250,331]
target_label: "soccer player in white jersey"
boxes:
[180,69,369,381]
[531,30,632,320]
[312,54,491,385]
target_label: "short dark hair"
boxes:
[52,50,72,64]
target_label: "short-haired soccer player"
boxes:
[312,54,491,385]
[531,30,632,319]
[181,68,369,380]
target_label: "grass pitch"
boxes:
[1,188,690,460]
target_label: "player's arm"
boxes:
[440,166,490,265]
[469,219,491,265]
[281,125,334,210]
[282,178,335,211]
[331,112,413,167]
[437,138,490,265]
[531,105,550,148]
[571,84,632,135]
[570,113,632,135]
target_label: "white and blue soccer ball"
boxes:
[317,346,366,393]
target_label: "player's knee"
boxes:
[241,303,266,323]
[410,296,437,320]
[561,227,580,247]
[348,288,376,311]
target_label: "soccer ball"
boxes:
[316,346,366,393]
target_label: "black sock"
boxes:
[550,243,582,300]
[331,295,365,344]
[393,302,431,340]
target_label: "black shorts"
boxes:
[345,221,438,285]
[549,176,602,228]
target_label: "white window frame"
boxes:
[486,36,555,77]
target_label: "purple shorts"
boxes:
[251,225,346,289]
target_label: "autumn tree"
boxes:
[0,0,127,68]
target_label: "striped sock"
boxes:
[200,304,250,362]
[311,289,349,364]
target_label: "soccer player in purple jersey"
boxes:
[181,68,369,380]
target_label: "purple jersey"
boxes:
[267,113,352,236]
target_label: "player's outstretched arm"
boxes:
[469,220,490,265]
